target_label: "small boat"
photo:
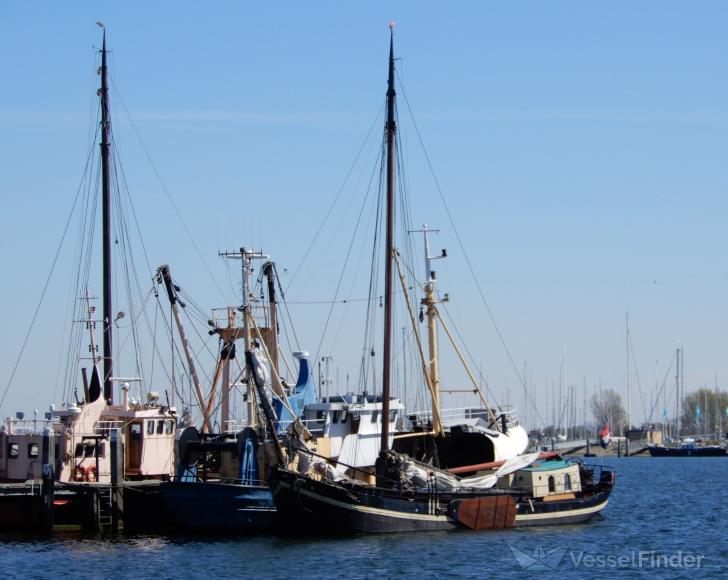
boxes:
[648,438,727,457]
[647,349,726,457]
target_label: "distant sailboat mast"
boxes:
[675,347,681,438]
[626,312,631,433]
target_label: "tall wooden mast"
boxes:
[380,25,396,453]
[100,28,114,403]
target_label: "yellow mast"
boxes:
[424,269,442,433]
[410,224,498,432]
[393,252,442,435]
[412,224,448,436]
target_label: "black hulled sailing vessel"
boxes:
[267,28,614,533]
[648,439,727,457]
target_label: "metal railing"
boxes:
[224,417,326,436]
[2,419,55,435]
[2,419,127,437]
[409,406,520,430]
[169,474,268,487]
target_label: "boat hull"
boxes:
[514,490,610,526]
[159,481,276,532]
[648,445,727,457]
[271,468,460,533]
[271,465,613,534]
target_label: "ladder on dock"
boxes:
[96,486,114,532]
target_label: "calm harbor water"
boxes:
[1,457,726,579]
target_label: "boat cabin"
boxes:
[497,459,582,499]
[0,389,175,484]
[303,393,404,471]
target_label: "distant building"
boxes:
[626,428,662,445]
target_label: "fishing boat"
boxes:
[157,254,406,532]
[0,28,176,532]
[267,27,615,534]
[156,251,290,532]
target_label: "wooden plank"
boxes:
[452,495,516,529]
[543,492,576,502]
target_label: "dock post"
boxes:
[40,428,55,533]
[110,429,123,532]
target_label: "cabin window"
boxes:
[316,410,325,420]
[371,411,379,423]
[390,411,397,423]
[84,444,95,458]
[147,421,155,436]
[340,410,348,424]
[131,423,142,440]
[8,443,18,459]
[564,473,571,491]
[548,475,555,493]
[28,443,39,459]
[332,411,340,424]
[156,420,164,435]
[165,420,174,434]
[97,442,106,458]
[75,443,84,458]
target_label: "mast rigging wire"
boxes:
[286,103,386,293]
[646,350,677,424]
[0,146,98,411]
[397,79,546,428]
[110,78,228,303]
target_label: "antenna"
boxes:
[219,247,270,427]
[408,223,446,292]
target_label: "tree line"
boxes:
[588,387,728,437]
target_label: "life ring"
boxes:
[73,465,86,482]
[85,465,97,482]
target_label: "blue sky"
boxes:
[1,1,727,428]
